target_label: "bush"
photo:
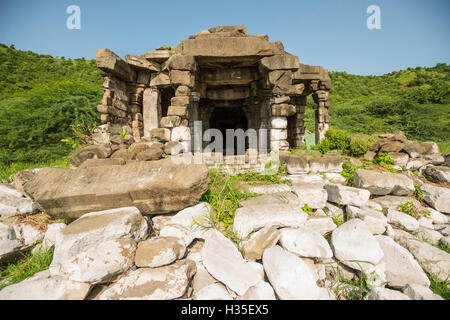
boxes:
[349,136,373,157]
[317,128,350,154]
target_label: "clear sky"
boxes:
[0,0,449,75]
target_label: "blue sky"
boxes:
[0,0,449,75]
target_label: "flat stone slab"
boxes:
[233,204,308,238]
[23,159,210,218]
[99,260,196,300]
[354,169,415,196]
[201,229,261,296]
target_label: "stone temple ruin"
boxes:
[95,25,331,156]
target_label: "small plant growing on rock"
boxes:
[397,201,419,218]
[373,153,397,172]
[414,184,424,201]
[301,204,314,216]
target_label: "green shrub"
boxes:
[373,153,396,172]
[397,201,419,218]
[317,128,351,154]
[349,136,373,157]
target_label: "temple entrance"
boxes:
[209,106,248,155]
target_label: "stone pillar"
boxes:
[269,95,293,152]
[290,95,307,148]
[258,89,272,154]
[312,89,330,144]
[189,92,201,153]
[142,88,160,138]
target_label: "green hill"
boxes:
[0,44,103,165]
[0,43,448,169]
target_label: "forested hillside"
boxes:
[0,43,449,167]
[0,44,103,164]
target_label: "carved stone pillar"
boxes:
[142,88,160,138]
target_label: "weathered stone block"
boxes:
[170,70,194,87]
[260,54,300,71]
[170,96,190,106]
[206,87,249,100]
[149,72,170,87]
[271,104,296,117]
[23,159,210,218]
[167,54,197,71]
[125,54,161,72]
[167,106,188,117]
[96,48,136,82]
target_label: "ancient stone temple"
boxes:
[95,25,331,154]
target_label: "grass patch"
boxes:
[0,158,70,183]
[427,272,450,300]
[0,247,54,290]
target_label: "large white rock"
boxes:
[241,281,276,300]
[0,184,35,217]
[33,223,66,254]
[99,260,196,300]
[0,273,90,300]
[239,183,292,194]
[427,208,448,224]
[393,229,450,282]
[303,217,337,235]
[135,236,186,268]
[242,225,280,260]
[375,235,430,288]
[291,183,327,209]
[233,204,308,238]
[331,219,384,274]
[420,184,450,213]
[403,283,444,300]
[194,283,233,300]
[158,202,212,246]
[353,169,415,196]
[416,227,443,245]
[0,222,21,262]
[263,245,321,300]
[201,229,261,296]
[50,207,148,277]
[364,287,411,300]
[279,227,332,259]
[346,206,387,235]
[324,184,370,207]
[58,238,136,284]
[386,209,419,231]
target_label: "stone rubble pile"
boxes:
[1,138,449,300]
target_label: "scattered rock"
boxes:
[0,184,35,218]
[386,209,419,231]
[263,245,321,300]
[194,283,233,300]
[364,287,410,300]
[279,227,332,259]
[68,144,112,167]
[346,206,387,235]
[427,208,448,224]
[242,225,280,260]
[354,169,414,196]
[415,227,443,245]
[393,229,450,282]
[201,229,261,296]
[303,217,337,235]
[240,192,299,207]
[420,183,450,213]
[291,183,328,209]
[403,283,444,300]
[324,183,370,207]
[241,281,276,300]
[50,207,147,276]
[331,219,384,274]
[99,260,196,300]
[57,238,136,284]
[0,272,91,300]
[135,237,186,268]
[423,166,450,184]
[233,204,308,238]
[375,235,430,288]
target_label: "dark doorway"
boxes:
[209,107,248,155]
[160,87,175,118]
